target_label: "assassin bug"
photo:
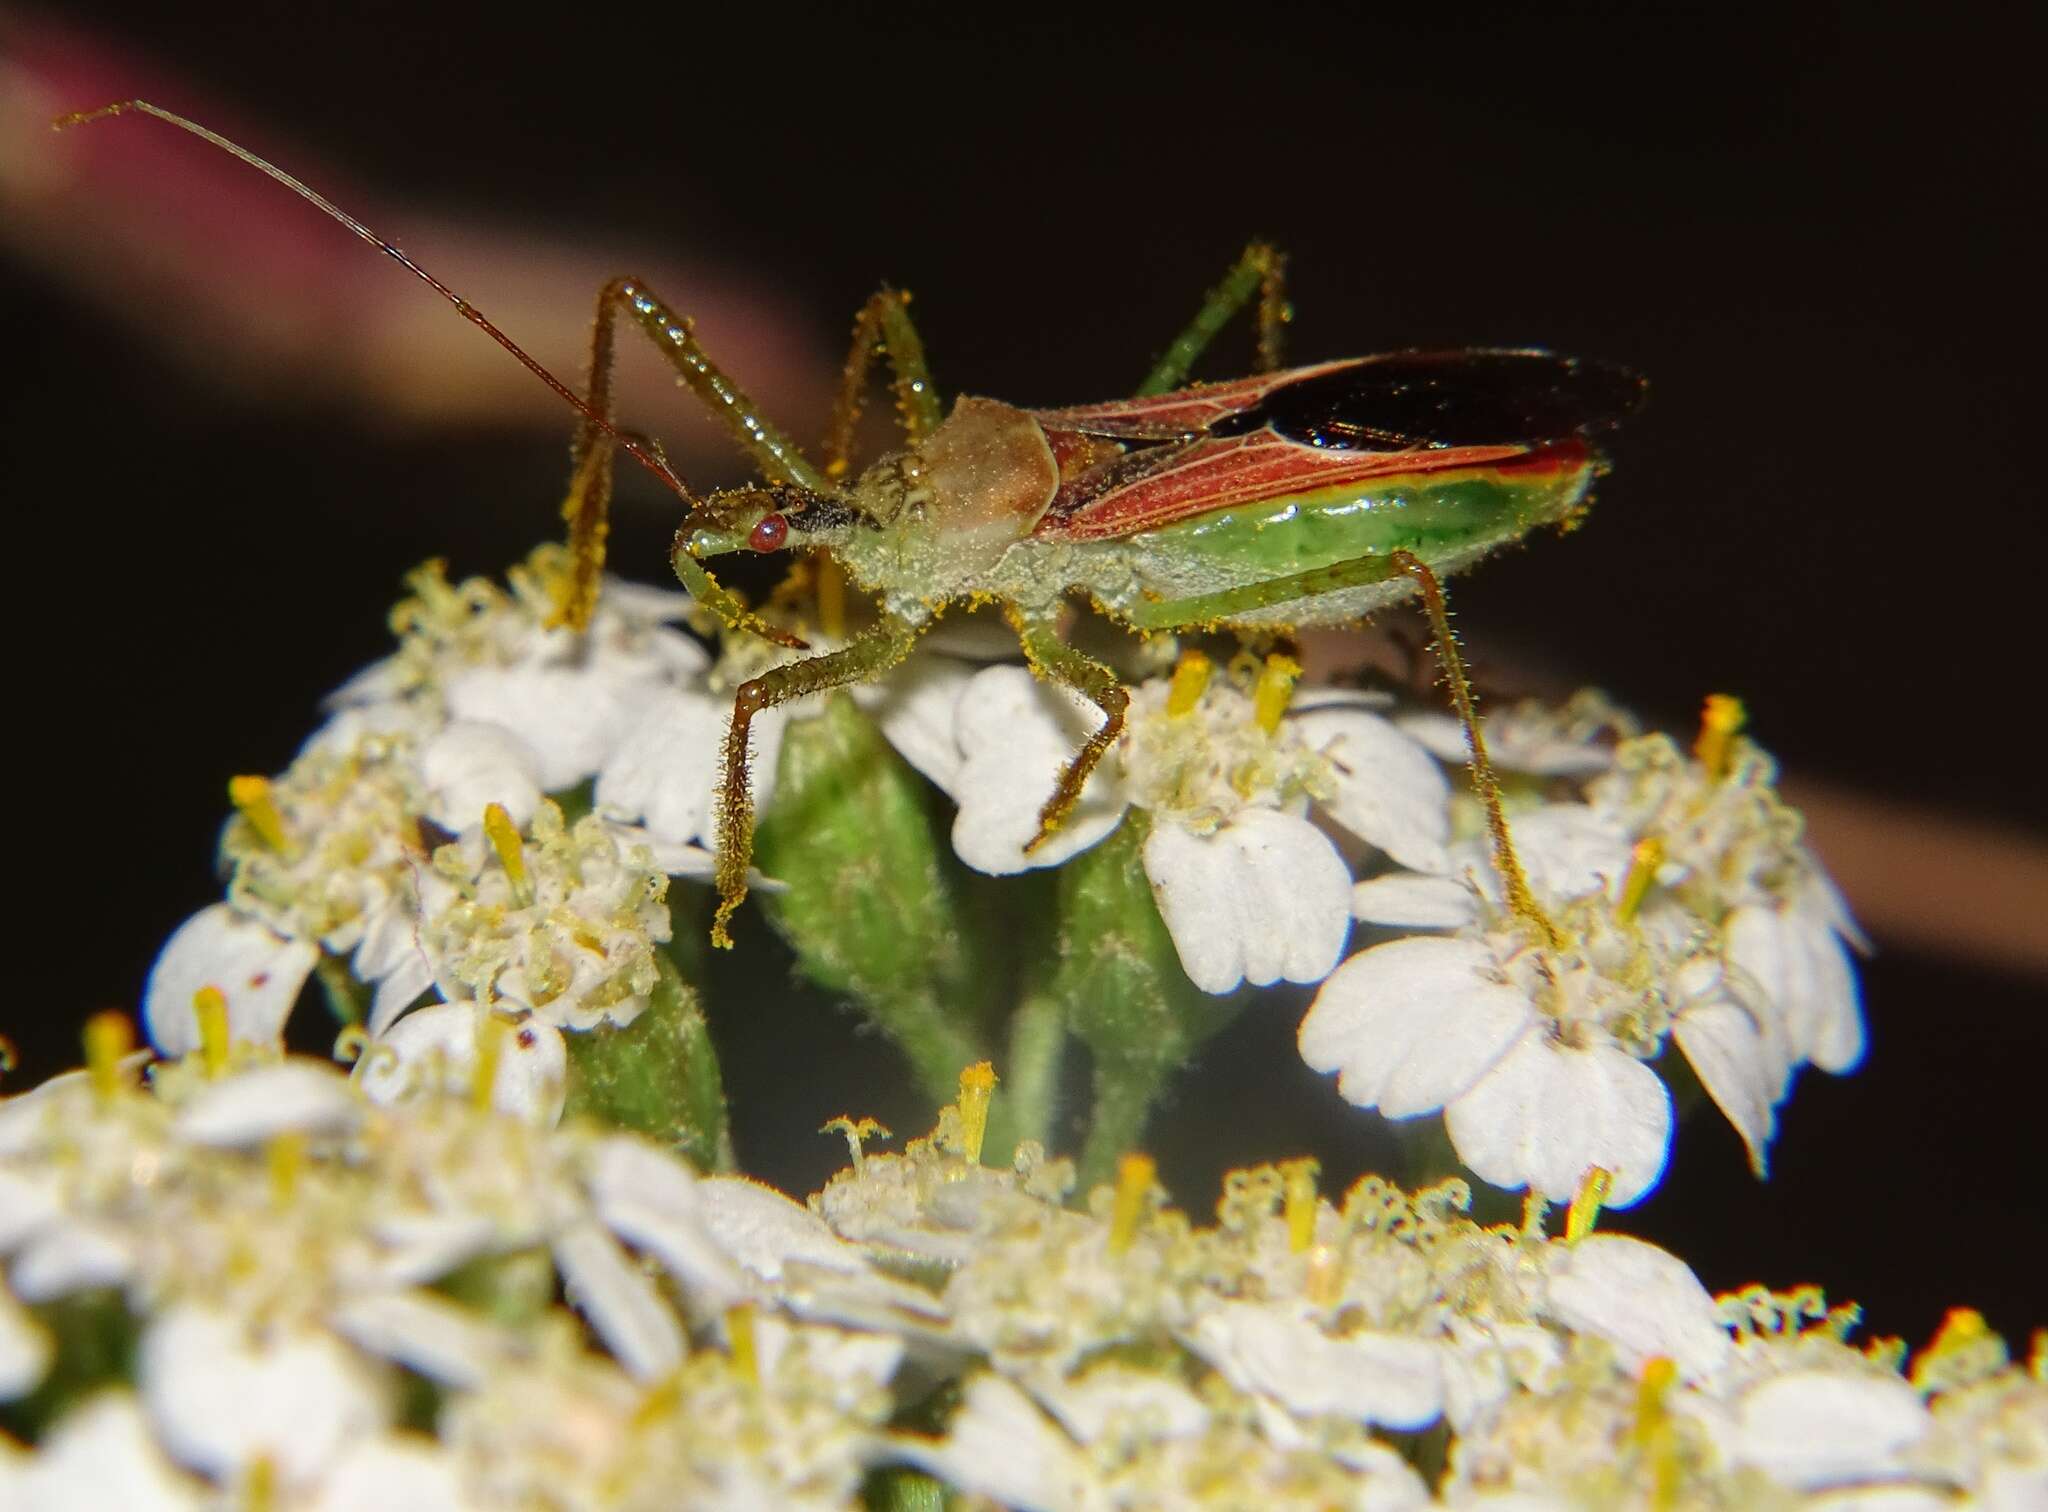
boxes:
[61,102,1644,948]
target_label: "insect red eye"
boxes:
[747,513,789,552]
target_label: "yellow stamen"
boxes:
[1695,694,1746,779]
[1615,836,1665,924]
[821,1115,891,1173]
[1283,1157,1320,1253]
[726,1303,759,1386]
[1108,1152,1156,1256]
[1566,1166,1611,1242]
[1912,1307,2004,1391]
[193,986,231,1077]
[1520,1190,1551,1237]
[1166,649,1212,718]
[1629,1356,1684,1508]
[482,802,531,904]
[956,1061,997,1165]
[84,1010,133,1103]
[228,774,293,854]
[242,1454,278,1512]
[471,1010,509,1112]
[1253,653,1301,736]
[632,1369,686,1429]
[267,1132,306,1203]
[1305,1243,1343,1307]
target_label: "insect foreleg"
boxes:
[1137,241,1290,395]
[1122,551,1409,630]
[1010,618,1131,854]
[823,288,942,478]
[554,276,833,627]
[711,615,923,947]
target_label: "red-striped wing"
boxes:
[1034,430,1533,541]
[1030,359,1365,440]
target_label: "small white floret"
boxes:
[143,904,318,1055]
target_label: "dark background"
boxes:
[3,3,2040,1345]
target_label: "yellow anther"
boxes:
[1630,1357,1684,1508]
[726,1303,759,1387]
[228,774,292,854]
[482,802,531,904]
[1695,694,1746,779]
[193,986,231,1077]
[1166,649,1213,718]
[471,1010,509,1112]
[1253,653,1302,736]
[1283,1157,1320,1253]
[1912,1307,2007,1391]
[1615,836,1665,924]
[242,1453,278,1512]
[267,1132,306,1203]
[1520,1190,1551,1237]
[1108,1152,1156,1257]
[1305,1243,1344,1307]
[84,1010,133,1103]
[956,1061,997,1165]
[632,1369,686,1430]
[1565,1166,1611,1243]
[821,1115,891,1173]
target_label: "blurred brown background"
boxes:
[2,3,2041,1342]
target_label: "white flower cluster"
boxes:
[1302,695,1868,1209]
[5,1043,2039,1510]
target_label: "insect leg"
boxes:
[1121,551,1408,630]
[554,276,836,627]
[1136,241,1290,395]
[822,288,943,478]
[711,614,924,947]
[1009,618,1131,853]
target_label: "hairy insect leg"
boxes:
[822,288,943,478]
[1137,241,1290,395]
[711,615,923,947]
[555,275,835,628]
[1010,618,1131,853]
[1122,550,1407,631]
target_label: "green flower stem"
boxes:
[562,952,734,1171]
[985,987,1066,1162]
[753,695,992,1105]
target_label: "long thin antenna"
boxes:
[54,100,699,511]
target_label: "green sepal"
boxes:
[562,951,734,1171]
[311,950,369,1027]
[1048,814,1243,1186]
[752,694,990,1105]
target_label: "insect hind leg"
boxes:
[1137,241,1290,396]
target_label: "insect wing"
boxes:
[1031,358,1365,440]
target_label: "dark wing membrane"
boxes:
[1034,430,1540,541]
[1208,349,1646,450]
[1030,359,1365,439]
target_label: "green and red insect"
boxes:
[63,102,1644,947]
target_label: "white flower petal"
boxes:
[552,1220,685,1382]
[143,905,318,1054]
[1,1286,52,1400]
[0,1168,63,1247]
[857,653,978,798]
[10,1220,136,1302]
[12,1392,201,1512]
[1445,1033,1673,1207]
[1493,805,1635,905]
[328,1290,508,1388]
[357,1001,566,1125]
[419,720,545,832]
[1299,936,1534,1117]
[1032,1365,1211,1444]
[1188,1300,1445,1429]
[594,689,727,846]
[1350,873,1480,929]
[1295,705,1452,873]
[893,1373,1091,1512]
[1144,811,1352,994]
[174,1061,361,1147]
[140,1304,385,1486]
[585,1139,747,1312]
[949,665,1126,874]
[1541,1234,1730,1383]
[1733,1370,1933,1489]
[697,1176,872,1282]
[1673,1000,1777,1176]
[1727,898,1866,1076]
[307,1436,468,1512]
[366,951,436,1037]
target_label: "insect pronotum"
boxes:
[60,101,1644,949]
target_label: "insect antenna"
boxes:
[53,101,703,518]
[1389,549,1562,949]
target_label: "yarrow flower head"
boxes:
[940,648,1451,993]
